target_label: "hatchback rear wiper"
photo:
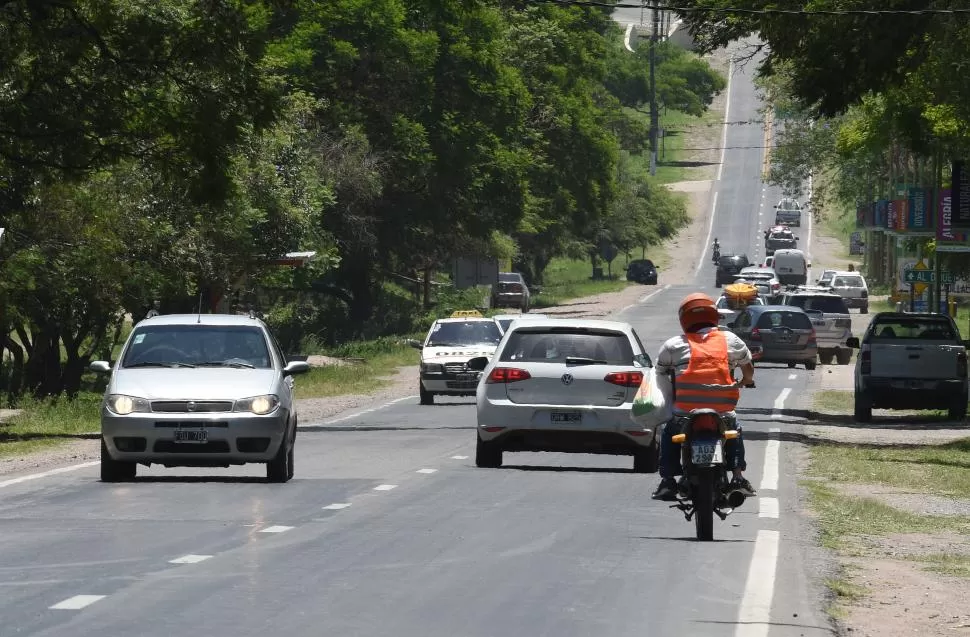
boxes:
[125,361,196,368]
[196,361,256,369]
[565,356,609,366]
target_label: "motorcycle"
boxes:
[668,380,755,541]
[711,246,720,263]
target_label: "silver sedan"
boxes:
[90,314,309,483]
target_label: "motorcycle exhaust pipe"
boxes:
[726,489,747,509]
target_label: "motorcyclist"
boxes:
[652,292,757,501]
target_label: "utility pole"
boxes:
[649,6,659,176]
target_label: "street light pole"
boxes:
[649,6,659,176]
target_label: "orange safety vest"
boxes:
[674,330,740,413]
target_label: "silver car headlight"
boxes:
[106,394,151,415]
[421,363,444,373]
[234,395,280,415]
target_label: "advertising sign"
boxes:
[951,160,970,228]
[908,188,930,229]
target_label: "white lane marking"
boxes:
[416,468,438,474]
[771,387,791,419]
[0,461,99,490]
[760,441,780,491]
[787,373,797,380]
[623,23,636,52]
[322,503,351,510]
[758,497,780,519]
[169,554,212,565]
[312,395,418,426]
[734,530,780,637]
[373,484,398,491]
[259,525,293,534]
[696,191,719,278]
[768,427,781,434]
[638,283,671,304]
[451,455,469,460]
[50,595,106,610]
[716,59,735,182]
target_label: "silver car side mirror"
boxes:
[89,360,112,374]
[283,361,311,376]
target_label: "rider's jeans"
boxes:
[658,415,746,479]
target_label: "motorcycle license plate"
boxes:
[691,440,723,465]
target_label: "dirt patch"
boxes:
[295,365,419,425]
[836,483,970,518]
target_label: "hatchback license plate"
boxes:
[691,440,723,464]
[551,411,582,423]
[174,428,208,444]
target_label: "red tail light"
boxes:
[808,329,817,344]
[861,350,871,374]
[750,328,762,341]
[691,413,720,433]
[487,367,531,383]
[604,371,644,387]
[861,290,868,298]
[959,351,967,378]
[509,284,523,292]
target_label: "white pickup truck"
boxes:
[847,312,969,422]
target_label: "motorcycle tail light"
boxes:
[691,413,720,433]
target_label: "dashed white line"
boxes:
[758,497,780,519]
[50,595,106,610]
[768,427,781,434]
[0,461,99,490]
[322,503,351,510]
[451,455,469,460]
[771,387,791,419]
[259,525,294,534]
[787,373,797,380]
[416,468,438,474]
[373,484,398,491]
[169,554,212,565]
[760,441,780,491]
[734,530,780,637]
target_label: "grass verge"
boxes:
[813,390,853,414]
[808,438,970,500]
[294,338,418,399]
[0,393,102,458]
[908,553,970,578]
[532,256,632,308]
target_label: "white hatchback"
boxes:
[469,319,659,472]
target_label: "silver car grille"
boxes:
[150,401,234,413]
[444,363,468,374]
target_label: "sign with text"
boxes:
[937,188,970,245]
[908,188,930,229]
[874,199,888,228]
[951,160,970,228]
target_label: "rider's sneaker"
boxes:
[730,476,757,497]
[652,478,678,501]
[677,475,690,497]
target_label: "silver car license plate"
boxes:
[691,440,723,464]
[551,411,582,423]
[174,428,208,444]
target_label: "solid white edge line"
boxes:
[373,484,397,491]
[50,595,106,610]
[0,461,99,490]
[308,395,420,427]
[169,554,212,565]
[322,503,351,510]
[716,59,735,182]
[623,23,635,52]
[768,427,781,434]
[758,497,780,519]
[638,283,670,304]
[734,530,781,637]
[760,440,780,491]
[696,191,719,279]
[259,525,294,534]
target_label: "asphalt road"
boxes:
[0,48,831,637]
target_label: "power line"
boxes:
[530,0,970,15]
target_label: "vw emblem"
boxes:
[186,401,197,412]
[561,373,574,386]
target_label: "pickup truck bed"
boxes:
[850,313,969,422]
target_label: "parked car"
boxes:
[715,254,751,287]
[778,288,853,365]
[89,313,311,483]
[828,271,869,313]
[847,312,969,422]
[470,318,658,472]
[491,272,531,312]
[626,259,658,285]
[726,305,818,370]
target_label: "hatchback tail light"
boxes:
[750,328,762,341]
[861,349,871,374]
[487,367,531,383]
[861,289,868,298]
[604,371,644,387]
[509,284,523,292]
[808,329,817,344]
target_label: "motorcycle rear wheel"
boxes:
[694,473,715,541]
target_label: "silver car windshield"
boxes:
[122,325,272,369]
[500,329,634,364]
[426,321,502,347]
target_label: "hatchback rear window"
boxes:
[757,311,811,330]
[500,329,635,364]
[785,296,848,314]
[499,273,521,283]
[719,256,749,266]
[870,319,957,340]
[834,276,865,287]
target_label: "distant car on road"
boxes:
[411,312,504,405]
[828,271,869,313]
[774,198,803,226]
[470,318,658,472]
[726,305,818,370]
[625,259,658,285]
[90,314,311,483]
[715,254,751,287]
[491,272,531,312]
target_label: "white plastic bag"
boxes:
[629,366,673,428]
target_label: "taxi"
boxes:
[410,310,504,405]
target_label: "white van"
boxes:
[771,249,809,286]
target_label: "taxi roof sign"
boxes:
[450,310,483,318]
